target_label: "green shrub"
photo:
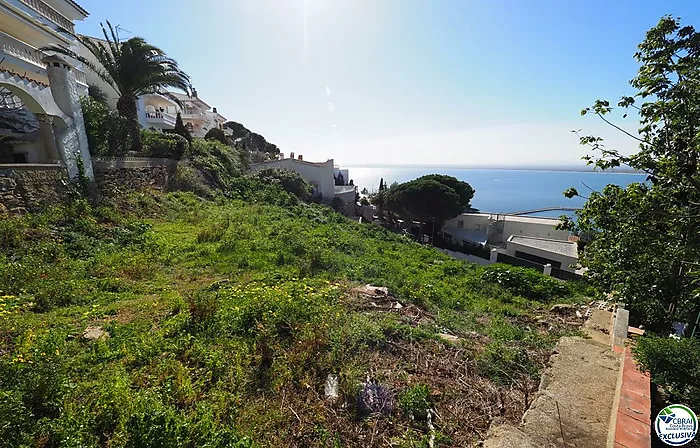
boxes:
[480,264,568,302]
[634,336,700,410]
[80,96,132,155]
[141,130,189,158]
[171,163,214,197]
[248,168,312,201]
[398,384,431,420]
[204,128,230,145]
[184,139,243,191]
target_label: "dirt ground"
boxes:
[484,336,621,448]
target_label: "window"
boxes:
[457,220,464,228]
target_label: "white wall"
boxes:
[505,240,578,272]
[251,158,335,200]
[444,213,490,233]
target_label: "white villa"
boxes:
[0,0,93,178]
[443,212,572,247]
[138,89,231,139]
[77,36,231,140]
[251,154,356,207]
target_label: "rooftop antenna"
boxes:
[114,25,132,42]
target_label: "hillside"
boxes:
[0,188,590,447]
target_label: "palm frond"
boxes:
[41,44,118,93]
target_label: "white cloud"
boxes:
[327,101,335,113]
[326,85,331,97]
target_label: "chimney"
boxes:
[192,88,198,98]
[298,154,303,161]
[290,152,295,159]
[213,107,217,113]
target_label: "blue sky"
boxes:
[76,0,700,166]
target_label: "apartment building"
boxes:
[0,0,93,178]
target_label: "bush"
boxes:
[183,139,243,191]
[398,384,431,420]
[634,336,700,410]
[171,163,214,197]
[248,168,312,201]
[80,97,131,155]
[480,264,568,302]
[204,128,229,145]
[141,130,189,158]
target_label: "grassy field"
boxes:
[0,191,591,447]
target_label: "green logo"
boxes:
[655,404,697,446]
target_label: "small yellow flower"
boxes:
[55,349,60,356]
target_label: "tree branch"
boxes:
[595,112,650,145]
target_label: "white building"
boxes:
[0,0,93,178]
[505,235,579,272]
[443,213,572,247]
[76,36,230,140]
[137,89,230,139]
[251,155,356,206]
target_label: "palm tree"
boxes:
[43,21,190,150]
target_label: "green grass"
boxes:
[0,191,589,447]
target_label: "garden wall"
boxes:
[92,157,177,197]
[0,164,68,214]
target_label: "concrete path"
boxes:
[484,336,621,448]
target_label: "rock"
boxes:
[324,374,339,402]
[82,326,109,341]
[549,304,578,315]
[438,333,462,344]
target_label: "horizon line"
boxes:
[339,163,644,174]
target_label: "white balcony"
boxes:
[0,31,46,71]
[16,0,75,34]
[145,111,176,128]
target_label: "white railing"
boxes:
[74,69,87,85]
[0,32,45,69]
[18,0,75,33]
[145,111,176,125]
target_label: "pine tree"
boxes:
[379,178,385,191]
[174,112,192,143]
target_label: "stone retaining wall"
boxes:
[92,157,177,197]
[0,164,69,214]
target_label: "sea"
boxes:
[347,167,647,218]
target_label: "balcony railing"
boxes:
[0,31,45,69]
[145,111,176,127]
[73,69,86,85]
[18,0,75,34]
